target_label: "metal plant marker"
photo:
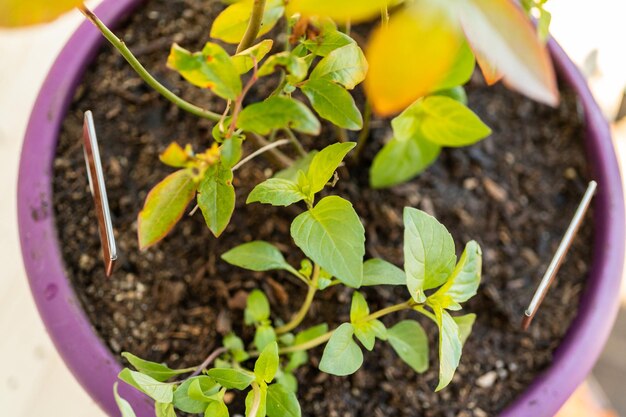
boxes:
[83,110,118,276]
[522,180,598,330]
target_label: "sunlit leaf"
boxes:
[458,0,558,105]
[365,8,463,115]
[167,42,242,100]
[211,0,285,44]
[233,39,274,74]
[0,0,82,27]
[237,96,321,135]
[301,79,363,130]
[254,342,279,383]
[306,142,356,195]
[118,369,173,403]
[258,52,309,84]
[302,29,354,57]
[433,241,482,305]
[138,170,197,250]
[286,0,391,24]
[310,43,368,90]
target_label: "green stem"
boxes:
[334,126,349,143]
[236,0,267,53]
[353,101,372,161]
[284,128,307,157]
[247,382,262,417]
[357,299,417,323]
[414,305,438,324]
[275,264,319,335]
[79,5,221,122]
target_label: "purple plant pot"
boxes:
[17,0,625,416]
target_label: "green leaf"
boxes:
[205,400,229,417]
[245,289,271,325]
[113,383,137,417]
[403,208,456,303]
[138,170,197,250]
[121,352,188,382]
[118,369,173,403]
[233,40,274,74]
[167,43,242,100]
[433,305,462,391]
[453,313,476,346]
[210,0,284,44]
[267,383,302,417]
[353,319,386,351]
[222,241,299,277]
[258,52,309,84]
[291,196,365,288]
[237,96,321,136]
[434,41,476,91]
[286,323,329,372]
[301,79,362,130]
[254,325,277,351]
[303,29,354,57]
[223,333,250,362]
[370,136,440,188]
[274,151,317,182]
[173,377,220,413]
[310,43,368,89]
[207,368,255,390]
[434,240,482,304]
[245,382,268,417]
[319,323,363,376]
[155,402,177,417]
[362,258,406,286]
[247,179,307,207]
[350,291,369,322]
[276,372,298,393]
[433,86,468,105]
[306,142,356,195]
[419,96,491,147]
[255,342,279,383]
[197,165,235,237]
[220,137,244,169]
[387,320,429,373]
[188,377,221,402]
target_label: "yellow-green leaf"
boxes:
[237,96,320,135]
[159,142,191,168]
[365,9,463,116]
[233,39,274,74]
[138,170,197,250]
[286,0,391,24]
[310,43,368,90]
[0,0,82,27]
[197,165,236,237]
[301,79,363,130]
[167,42,242,100]
[258,52,309,84]
[211,0,285,44]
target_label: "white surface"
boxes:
[1,2,625,416]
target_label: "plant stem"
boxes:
[247,133,293,168]
[414,305,438,324]
[78,5,221,122]
[283,128,307,157]
[275,264,319,335]
[237,0,267,53]
[247,382,262,417]
[357,299,417,323]
[232,139,290,171]
[191,347,228,377]
[334,126,349,143]
[353,101,372,161]
[228,59,259,137]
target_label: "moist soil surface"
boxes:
[52,0,594,415]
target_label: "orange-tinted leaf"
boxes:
[474,49,503,86]
[459,0,558,106]
[365,9,464,116]
[286,0,391,24]
[0,0,82,27]
[138,170,198,249]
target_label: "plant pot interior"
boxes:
[52,0,594,415]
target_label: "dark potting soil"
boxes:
[52,0,593,415]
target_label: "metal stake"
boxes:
[83,110,118,276]
[522,180,597,330]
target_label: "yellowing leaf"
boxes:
[159,142,191,168]
[0,0,81,27]
[138,170,197,250]
[458,0,558,106]
[286,0,391,24]
[211,0,285,44]
[232,39,274,74]
[167,42,242,100]
[365,9,463,116]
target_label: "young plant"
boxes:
[113,144,482,416]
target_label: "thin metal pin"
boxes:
[522,180,597,330]
[83,110,118,277]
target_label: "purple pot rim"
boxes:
[16,0,625,415]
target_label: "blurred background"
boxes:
[1,0,625,415]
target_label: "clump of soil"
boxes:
[52,0,593,415]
